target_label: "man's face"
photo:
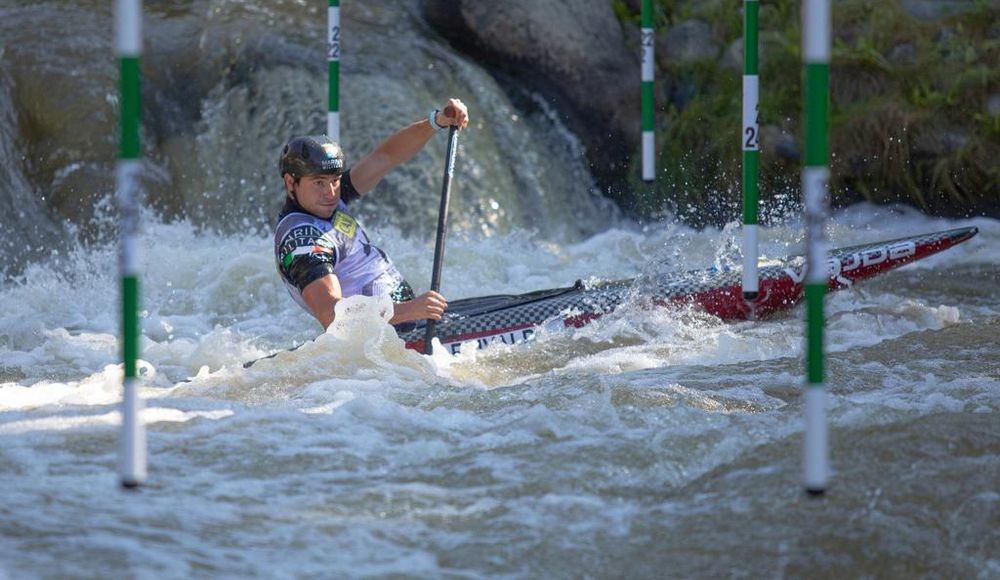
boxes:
[287,174,341,219]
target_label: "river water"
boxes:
[0,203,997,579]
[2,0,999,577]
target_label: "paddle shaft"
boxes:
[424,125,459,354]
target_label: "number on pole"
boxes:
[328,26,340,59]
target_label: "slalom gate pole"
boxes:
[802,0,830,496]
[116,0,146,489]
[742,0,760,302]
[641,0,655,181]
[328,0,341,141]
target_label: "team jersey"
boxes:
[273,170,410,317]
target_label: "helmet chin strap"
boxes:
[287,178,304,209]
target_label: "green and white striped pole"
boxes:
[742,0,760,302]
[641,0,654,181]
[327,0,340,141]
[115,0,146,489]
[802,0,830,496]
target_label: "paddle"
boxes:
[424,125,459,354]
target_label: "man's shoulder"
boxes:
[275,211,328,239]
[273,214,332,269]
[341,168,361,204]
[274,213,339,273]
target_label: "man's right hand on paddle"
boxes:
[435,98,469,131]
[390,290,448,324]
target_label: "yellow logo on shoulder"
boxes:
[333,212,357,238]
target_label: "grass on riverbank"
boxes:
[618,0,1000,224]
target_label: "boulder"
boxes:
[422,0,640,202]
[655,20,719,69]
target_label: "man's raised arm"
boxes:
[349,98,469,195]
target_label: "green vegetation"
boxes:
[618,0,1000,223]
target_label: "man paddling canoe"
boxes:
[273,98,469,329]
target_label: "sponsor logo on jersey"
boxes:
[333,211,357,238]
[279,224,337,269]
[280,225,321,257]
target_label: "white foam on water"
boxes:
[0,362,162,412]
[0,207,996,579]
[0,408,233,435]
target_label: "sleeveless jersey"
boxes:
[273,170,406,316]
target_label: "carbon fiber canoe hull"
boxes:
[397,227,978,354]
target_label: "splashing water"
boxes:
[1,203,997,578]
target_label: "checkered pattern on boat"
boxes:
[396,284,628,344]
[396,227,974,345]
